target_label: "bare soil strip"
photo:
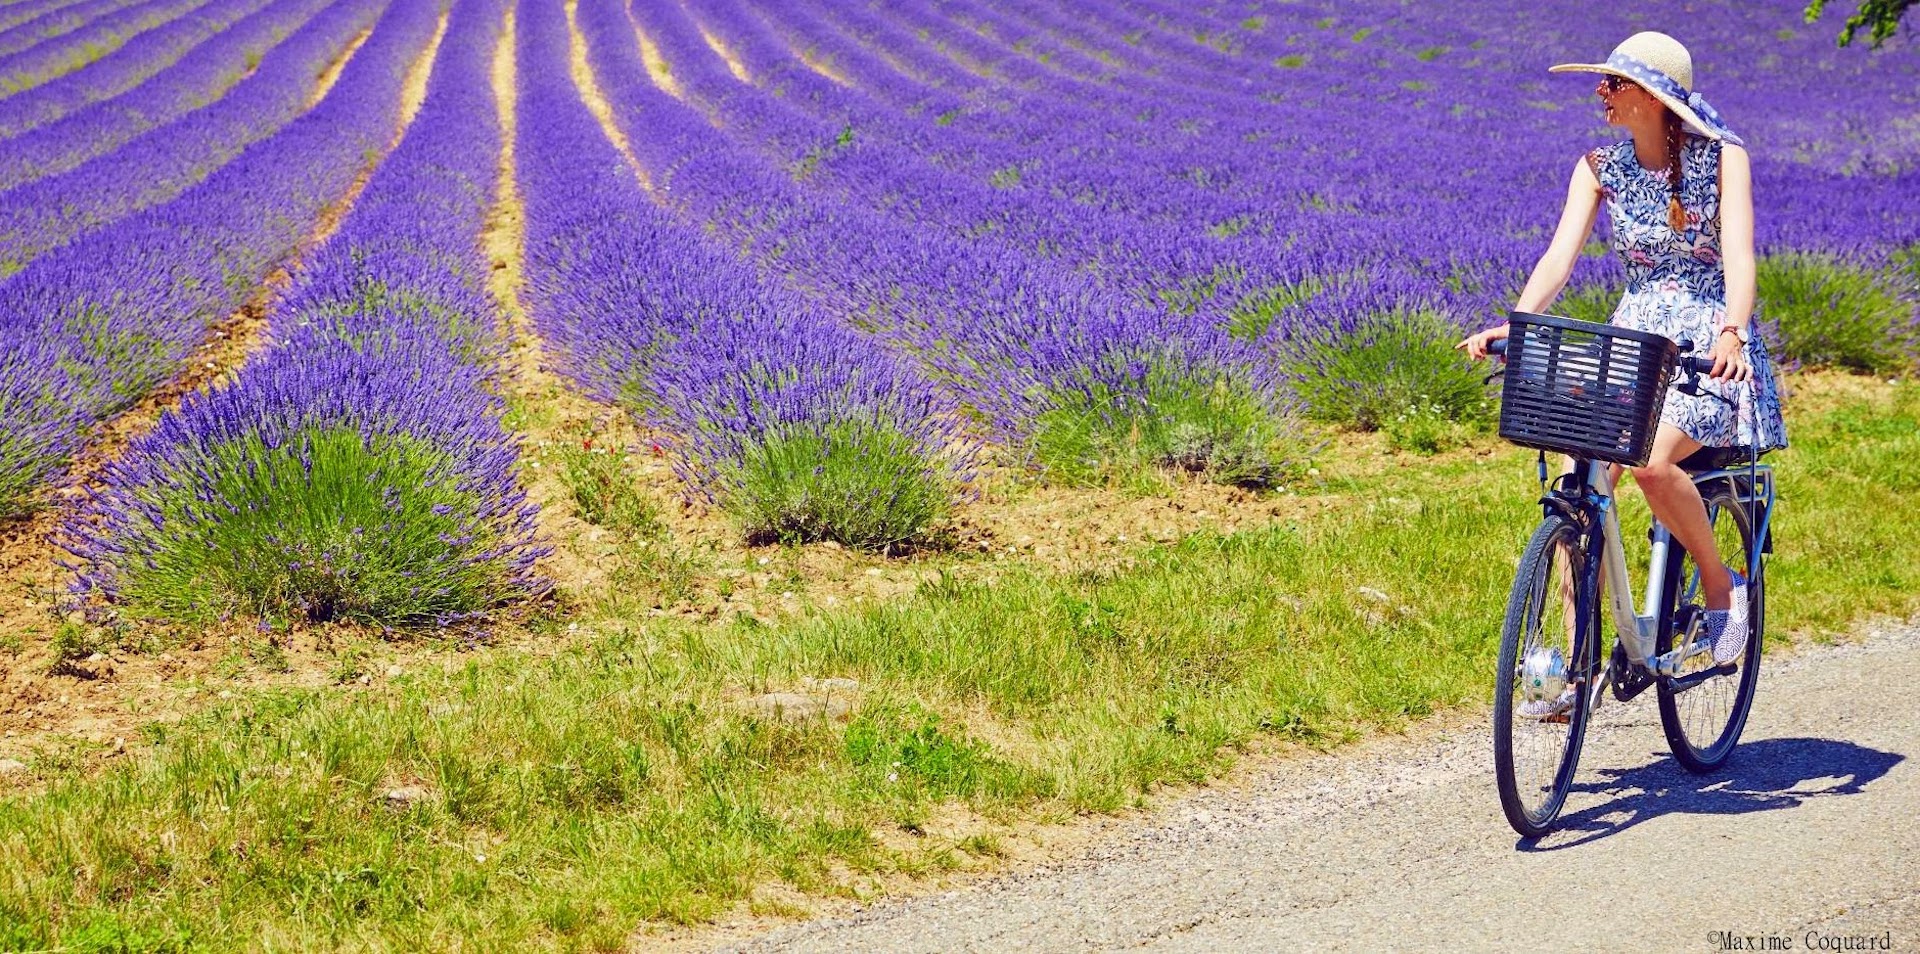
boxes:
[306,24,373,109]
[485,5,690,601]
[695,23,751,83]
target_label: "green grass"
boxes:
[2,374,1916,947]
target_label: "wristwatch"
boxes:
[1719,324,1750,345]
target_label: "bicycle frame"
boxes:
[1551,456,1775,685]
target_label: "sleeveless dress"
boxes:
[1588,137,1788,455]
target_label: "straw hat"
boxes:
[1549,32,1744,145]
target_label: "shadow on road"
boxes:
[1520,737,1904,851]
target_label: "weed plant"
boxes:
[1276,309,1495,432]
[556,442,663,536]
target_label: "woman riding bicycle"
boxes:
[1458,31,1788,670]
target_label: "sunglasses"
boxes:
[1601,75,1633,94]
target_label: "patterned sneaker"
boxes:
[1699,566,1750,666]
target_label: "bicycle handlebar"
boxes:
[1485,337,1716,376]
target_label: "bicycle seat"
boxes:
[1677,445,1762,472]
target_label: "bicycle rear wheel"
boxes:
[1493,514,1594,838]
[1657,481,1763,772]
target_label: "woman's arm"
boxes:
[1712,143,1757,382]
[1459,156,1603,358]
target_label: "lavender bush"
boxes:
[0,0,269,139]
[0,0,335,190]
[519,0,962,549]
[65,0,549,625]
[0,0,421,518]
[1758,253,1920,372]
[67,336,538,624]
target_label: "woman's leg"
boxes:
[1627,425,1733,610]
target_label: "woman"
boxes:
[1459,32,1788,675]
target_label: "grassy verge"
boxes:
[2,372,1916,950]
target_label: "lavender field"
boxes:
[0,0,1913,629]
[0,0,1917,944]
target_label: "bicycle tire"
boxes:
[1493,513,1595,838]
[1656,481,1764,772]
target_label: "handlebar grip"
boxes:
[1674,338,1713,376]
[1488,339,1508,356]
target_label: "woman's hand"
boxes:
[1709,329,1754,382]
[1456,324,1510,360]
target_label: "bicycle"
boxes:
[1486,312,1775,838]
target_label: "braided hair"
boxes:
[1664,110,1688,233]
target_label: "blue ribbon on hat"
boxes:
[1605,52,1744,146]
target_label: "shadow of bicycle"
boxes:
[1519,737,1904,851]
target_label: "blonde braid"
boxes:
[1665,112,1688,233]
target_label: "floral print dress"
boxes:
[1589,136,1788,454]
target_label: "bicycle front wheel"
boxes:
[1493,513,1594,838]
[1656,480,1764,772]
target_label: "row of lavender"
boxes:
[0,0,430,519]
[568,0,1290,489]
[0,0,335,192]
[66,0,546,624]
[0,0,379,273]
[671,0,1917,326]
[598,0,1915,421]
[0,0,149,61]
[0,0,211,95]
[0,0,271,139]
[0,0,100,42]
[515,0,962,548]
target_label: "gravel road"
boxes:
[726,623,1920,953]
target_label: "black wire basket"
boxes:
[1498,312,1679,467]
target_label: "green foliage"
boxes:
[555,443,662,536]
[1028,362,1296,488]
[1383,400,1479,454]
[1758,252,1918,373]
[1226,278,1327,340]
[1276,309,1496,432]
[714,422,949,550]
[100,426,519,625]
[1273,53,1309,68]
[1554,282,1620,324]
[1804,0,1916,47]
[47,622,103,664]
[844,705,1042,800]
